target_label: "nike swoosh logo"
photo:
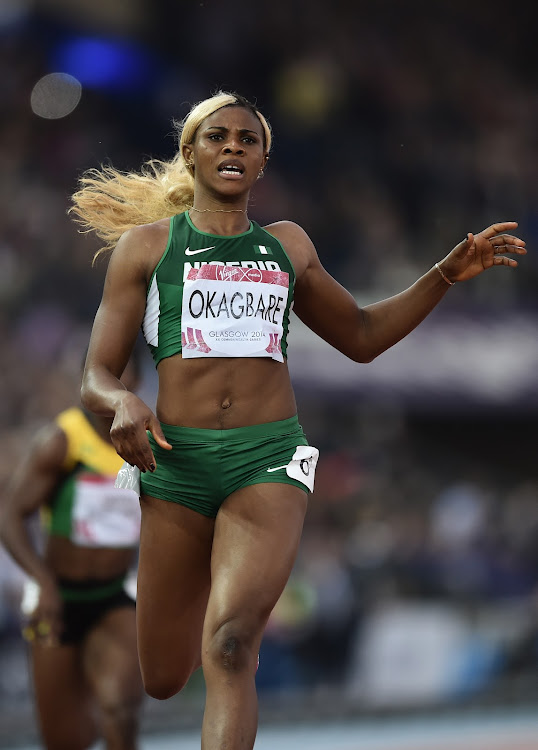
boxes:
[266,465,287,473]
[185,245,216,256]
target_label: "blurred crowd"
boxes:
[2,0,538,714]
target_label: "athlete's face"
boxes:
[184,106,268,197]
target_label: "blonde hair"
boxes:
[69,91,272,259]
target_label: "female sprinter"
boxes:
[69,92,526,750]
[0,358,144,750]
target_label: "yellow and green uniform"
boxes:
[43,407,141,547]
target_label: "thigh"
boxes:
[83,604,142,709]
[30,642,97,750]
[137,494,215,686]
[204,482,308,640]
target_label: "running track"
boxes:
[13,709,538,750]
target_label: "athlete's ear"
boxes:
[182,144,194,167]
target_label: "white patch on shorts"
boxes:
[285,445,319,492]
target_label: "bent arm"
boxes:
[81,229,149,417]
[291,228,450,363]
[0,424,67,588]
[288,221,524,363]
[81,224,172,471]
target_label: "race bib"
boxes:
[72,473,141,548]
[182,265,289,362]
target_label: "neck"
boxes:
[188,209,250,236]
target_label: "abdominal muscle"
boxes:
[44,536,136,581]
[155,355,298,429]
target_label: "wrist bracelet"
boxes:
[435,262,455,286]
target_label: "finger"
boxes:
[36,620,51,637]
[114,440,150,473]
[28,618,60,647]
[130,439,156,473]
[149,419,172,452]
[491,234,526,247]
[491,244,526,256]
[493,256,518,267]
[493,244,527,255]
[481,221,518,239]
[134,429,161,473]
[113,429,156,473]
[111,440,144,473]
[21,625,35,643]
[37,618,63,641]
[453,232,474,256]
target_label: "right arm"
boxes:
[81,223,172,472]
[0,424,68,638]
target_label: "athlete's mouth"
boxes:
[218,160,244,176]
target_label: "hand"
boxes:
[110,392,172,473]
[23,580,63,647]
[438,221,526,283]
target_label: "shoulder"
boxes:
[263,220,312,245]
[107,217,172,282]
[121,217,171,247]
[263,220,317,277]
[116,217,171,258]
[27,421,69,473]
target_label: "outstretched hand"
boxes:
[438,222,526,283]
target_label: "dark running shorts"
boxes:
[140,415,319,518]
[57,575,135,645]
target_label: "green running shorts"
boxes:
[140,415,319,517]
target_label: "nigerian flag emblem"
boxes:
[254,244,273,255]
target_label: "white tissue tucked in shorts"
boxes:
[21,578,40,616]
[115,462,141,495]
[285,445,319,492]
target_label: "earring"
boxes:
[258,170,264,179]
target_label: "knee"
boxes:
[99,695,141,723]
[206,619,259,674]
[143,676,187,701]
[141,664,194,701]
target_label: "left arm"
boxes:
[277,221,526,363]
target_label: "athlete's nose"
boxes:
[223,140,245,155]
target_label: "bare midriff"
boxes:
[44,536,136,581]
[155,355,298,429]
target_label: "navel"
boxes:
[221,398,232,409]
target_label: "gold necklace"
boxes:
[188,206,248,214]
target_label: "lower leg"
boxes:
[200,484,307,749]
[201,630,261,750]
[83,608,143,750]
[31,644,98,750]
[100,701,140,750]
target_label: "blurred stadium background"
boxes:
[2,0,538,747]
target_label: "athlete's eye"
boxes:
[208,133,223,141]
